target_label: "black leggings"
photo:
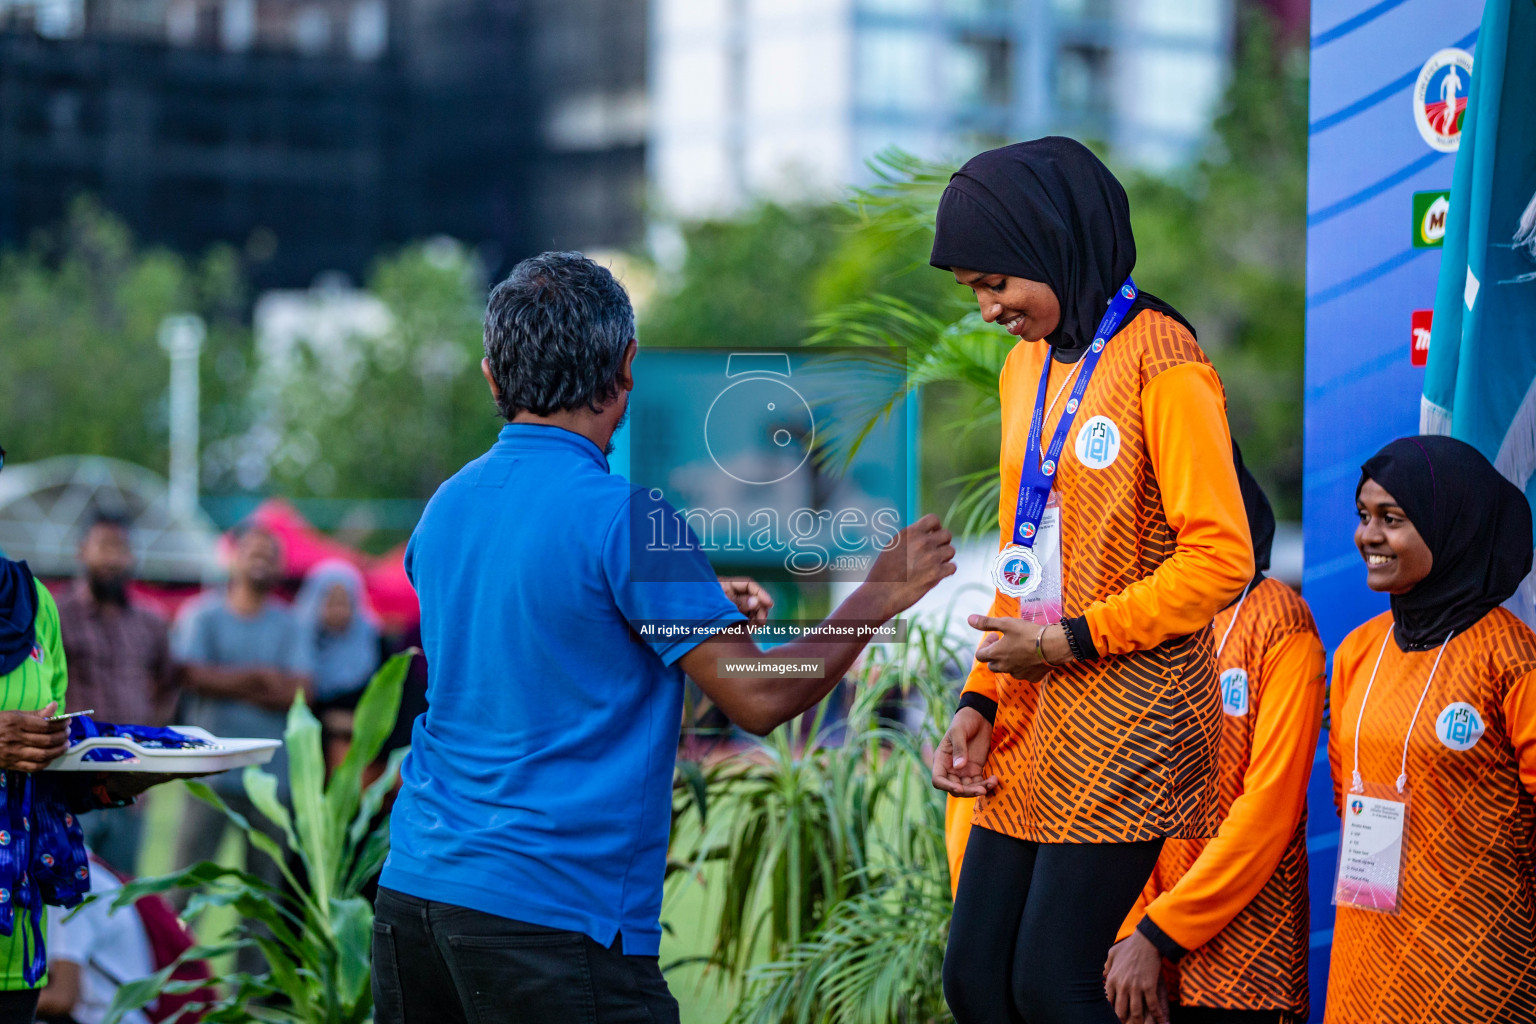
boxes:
[944,826,1163,1024]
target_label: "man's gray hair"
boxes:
[483,252,636,420]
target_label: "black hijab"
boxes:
[930,137,1194,363]
[0,559,38,678]
[1358,436,1533,651]
[1234,442,1274,580]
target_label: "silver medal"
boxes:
[991,545,1043,599]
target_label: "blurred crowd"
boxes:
[50,513,425,880]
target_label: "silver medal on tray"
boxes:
[991,544,1044,599]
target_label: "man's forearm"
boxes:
[738,584,896,730]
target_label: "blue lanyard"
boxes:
[1010,277,1138,548]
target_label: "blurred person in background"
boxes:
[1104,447,1325,1024]
[36,853,155,1024]
[55,512,181,874]
[292,559,381,772]
[171,523,311,970]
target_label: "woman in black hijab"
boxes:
[1327,436,1536,1021]
[929,139,1254,1024]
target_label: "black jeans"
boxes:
[944,826,1164,1024]
[372,887,678,1024]
[1171,1010,1291,1024]
[0,989,38,1024]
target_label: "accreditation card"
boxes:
[1333,785,1408,914]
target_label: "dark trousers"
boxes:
[1172,1010,1291,1024]
[944,826,1164,1024]
[0,989,38,1024]
[372,887,679,1024]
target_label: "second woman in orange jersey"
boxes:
[1326,436,1536,1022]
[1105,447,1325,1024]
[928,138,1253,1024]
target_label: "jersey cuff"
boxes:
[957,692,997,725]
[1137,913,1188,961]
[1062,616,1099,661]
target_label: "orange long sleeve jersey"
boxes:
[1324,609,1536,1024]
[1117,577,1325,1016]
[963,309,1253,844]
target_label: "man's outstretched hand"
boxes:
[719,577,774,627]
[863,514,957,618]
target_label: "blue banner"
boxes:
[1304,1,1481,1016]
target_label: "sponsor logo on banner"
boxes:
[1435,702,1484,751]
[1413,48,1473,152]
[1411,310,1432,366]
[1413,190,1451,248]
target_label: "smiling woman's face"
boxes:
[951,269,1062,342]
[1356,478,1434,594]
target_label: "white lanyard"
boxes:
[1350,626,1456,795]
[1214,580,1254,659]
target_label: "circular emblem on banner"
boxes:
[1219,668,1250,716]
[1041,459,1056,477]
[1091,339,1105,353]
[1120,283,1136,300]
[1074,415,1121,470]
[1065,397,1079,415]
[1413,48,1473,152]
[1434,701,1485,751]
[1019,521,1036,540]
[992,545,1043,598]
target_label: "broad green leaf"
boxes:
[345,745,407,866]
[284,694,333,907]
[327,653,410,826]
[241,765,297,851]
[330,895,374,1011]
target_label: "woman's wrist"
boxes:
[1041,624,1074,665]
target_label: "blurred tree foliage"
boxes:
[0,198,254,481]
[250,240,499,502]
[0,204,498,506]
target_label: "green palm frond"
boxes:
[730,873,952,1024]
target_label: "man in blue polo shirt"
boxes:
[374,252,954,1024]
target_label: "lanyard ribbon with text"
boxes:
[992,277,1138,599]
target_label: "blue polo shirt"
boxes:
[380,424,744,954]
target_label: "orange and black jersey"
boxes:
[964,308,1252,844]
[1326,608,1536,1023]
[1119,576,1324,1016]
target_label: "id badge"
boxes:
[1017,492,1063,626]
[1333,781,1409,914]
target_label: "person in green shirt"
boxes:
[0,563,71,1022]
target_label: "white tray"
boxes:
[44,726,281,776]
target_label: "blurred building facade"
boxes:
[0,0,646,286]
[649,0,1232,218]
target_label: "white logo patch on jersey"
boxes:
[1074,415,1121,470]
[1219,667,1249,716]
[1434,701,1484,751]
